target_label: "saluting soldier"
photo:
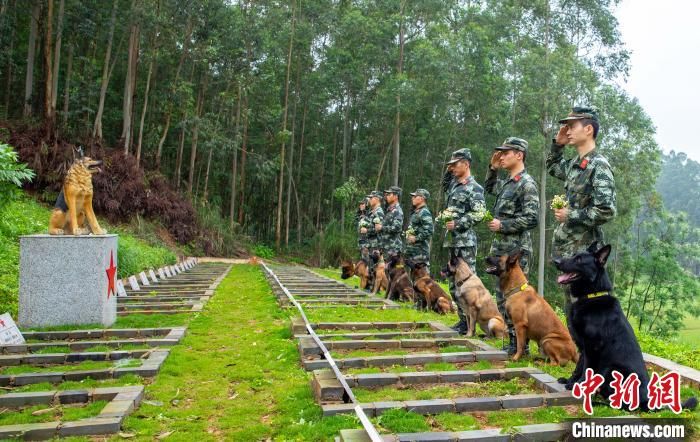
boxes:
[547,106,616,319]
[379,186,404,259]
[361,191,385,289]
[485,137,540,355]
[442,148,486,335]
[405,189,434,272]
[355,198,371,262]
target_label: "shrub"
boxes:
[252,244,275,259]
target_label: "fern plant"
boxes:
[0,143,34,208]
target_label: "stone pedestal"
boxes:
[19,234,118,328]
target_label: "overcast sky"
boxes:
[615,0,700,162]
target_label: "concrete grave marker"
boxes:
[0,313,25,345]
[171,265,179,274]
[116,280,127,297]
[139,272,150,286]
[164,267,172,277]
[128,275,140,291]
[158,268,166,279]
[149,269,158,283]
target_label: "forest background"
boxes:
[0,0,698,340]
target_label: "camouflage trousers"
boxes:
[405,253,430,276]
[494,252,530,331]
[447,246,476,323]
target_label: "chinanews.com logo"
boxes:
[566,369,694,441]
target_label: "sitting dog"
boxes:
[554,243,697,411]
[371,253,389,296]
[485,252,577,365]
[340,259,369,289]
[444,257,505,338]
[411,262,453,314]
[385,255,415,303]
[49,149,104,235]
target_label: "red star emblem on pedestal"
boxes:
[106,250,117,299]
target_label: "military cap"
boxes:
[410,188,430,199]
[367,190,383,199]
[383,185,402,196]
[495,137,528,153]
[446,148,472,164]
[558,106,599,124]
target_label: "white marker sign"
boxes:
[0,313,25,345]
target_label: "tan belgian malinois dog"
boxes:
[447,257,505,338]
[485,252,578,365]
[49,149,104,235]
[371,254,389,295]
[411,262,453,314]
[340,259,369,289]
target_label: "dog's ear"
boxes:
[594,244,612,266]
[587,241,600,253]
[507,250,523,267]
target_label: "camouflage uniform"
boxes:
[485,137,540,352]
[355,201,371,261]
[441,149,486,330]
[405,189,433,271]
[365,192,385,287]
[546,110,616,260]
[381,186,405,257]
[547,107,616,323]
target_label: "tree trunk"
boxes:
[296,102,307,244]
[392,0,406,187]
[122,0,141,154]
[229,84,242,229]
[4,0,16,119]
[275,0,296,251]
[341,91,350,234]
[92,0,118,140]
[43,0,55,136]
[155,16,192,170]
[536,2,551,297]
[237,90,248,225]
[136,52,154,165]
[61,43,72,125]
[285,64,301,247]
[175,124,186,188]
[50,0,64,113]
[188,73,207,195]
[23,0,40,118]
[203,147,213,202]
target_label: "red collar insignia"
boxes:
[580,158,589,169]
[514,175,521,182]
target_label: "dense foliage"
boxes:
[0,0,696,332]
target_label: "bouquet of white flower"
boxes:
[474,206,493,223]
[435,207,457,226]
[404,226,416,238]
[359,219,371,229]
[550,194,569,209]
[372,217,382,225]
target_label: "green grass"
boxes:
[23,313,190,332]
[0,400,107,426]
[0,358,142,375]
[2,373,143,395]
[353,378,538,402]
[677,315,700,349]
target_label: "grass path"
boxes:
[118,264,358,441]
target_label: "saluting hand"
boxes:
[490,152,502,170]
[555,125,569,146]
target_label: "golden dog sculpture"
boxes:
[49,151,105,235]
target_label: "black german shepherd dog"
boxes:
[554,243,697,412]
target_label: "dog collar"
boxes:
[504,282,529,298]
[455,274,472,287]
[570,291,610,303]
[395,264,404,269]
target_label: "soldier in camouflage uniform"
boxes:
[485,137,540,355]
[547,106,616,318]
[379,186,404,258]
[441,148,486,334]
[361,191,385,290]
[355,198,371,262]
[405,188,434,272]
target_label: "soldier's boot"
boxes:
[501,329,529,356]
[451,307,468,335]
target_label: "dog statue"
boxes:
[445,257,505,338]
[48,148,104,235]
[411,262,453,314]
[385,255,415,303]
[554,243,697,411]
[486,251,577,365]
[340,259,369,289]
